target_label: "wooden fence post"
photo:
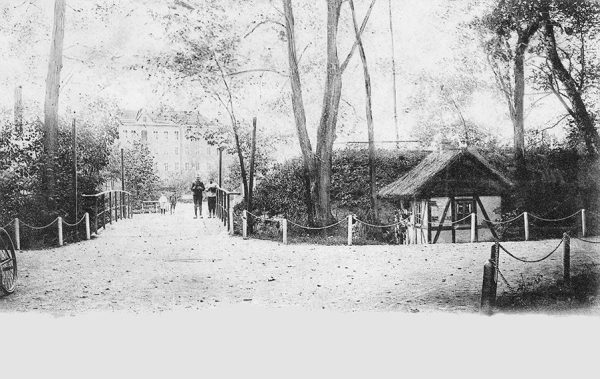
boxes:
[563,233,570,286]
[85,212,90,240]
[242,210,248,239]
[14,218,20,251]
[282,218,288,245]
[228,198,235,236]
[108,192,112,224]
[94,197,99,234]
[57,217,63,247]
[581,209,586,237]
[347,215,353,246]
[470,212,476,243]
[480,243,499,315]
[524,212,529,241]
[480,259,495,315]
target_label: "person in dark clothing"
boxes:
[206,179,218,218]
[191,177,205,218]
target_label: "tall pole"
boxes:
[72,118,78,236]
[388,0,400,149]
[218,146,223,187]
[121,148,125,191]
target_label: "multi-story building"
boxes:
[118,109,222,183]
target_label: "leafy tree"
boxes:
[104,141,160,205]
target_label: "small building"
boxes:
[377,148,513,244]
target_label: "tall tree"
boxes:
[387,0,400,149]
[477,0,542,177]
[539,0,600,156]
[43,0,66,211]
[349,0,378,221]
[282,0,376,225]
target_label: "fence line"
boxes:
[497,237,565,263]
[236,207,596,246]
[529,210,581,222]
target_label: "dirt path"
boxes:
[2,203,599,315]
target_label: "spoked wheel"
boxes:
[0,228,17,296]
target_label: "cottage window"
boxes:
[154,131,159,139]
[175,130,179,140]
[414,201,422,225]
[455,199,473,225]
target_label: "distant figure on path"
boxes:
[206,179,218,218]
[191,176,205,218]
[158,194,168,215]
[169,192,178,215]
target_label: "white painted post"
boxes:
[242,210,248,239]
[470,213,476,243]
[57,217,63,246]
[581,209,586,237]
[347,215,353,246]
[524,212,529,241]
[282,218,288,245]
[14,218,20,251]
[228,203,235,236]
[85,212,91,240]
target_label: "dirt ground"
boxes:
[2,203,599,315]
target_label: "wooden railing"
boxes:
[82,190,133,235]
[215,188,240,234]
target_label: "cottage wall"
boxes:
[430,196,501,243]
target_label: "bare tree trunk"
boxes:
[350,0,378,221]
[282,0,317,224]
[43,0,66,212]
[247,117,257,211]
[513,26,538,178]
[314,0,343,226]
[543,17,600,157]
[387,0,400,149]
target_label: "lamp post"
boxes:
[218,145,225,187]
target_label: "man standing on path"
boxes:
[191,176,205,218]
[206,179,218,218]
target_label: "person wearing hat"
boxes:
[191,176,205,218]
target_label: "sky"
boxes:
[0,0,581,154]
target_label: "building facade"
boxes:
[118,109,221,183]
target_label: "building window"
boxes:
[164,163,169,172]
[175,130,179,140]
[154,131,159,140]
[141,130,148,143]
[414,201,422,225]
[455,199,473,225]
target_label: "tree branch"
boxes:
[340,0,378,73]
[244,19,285,39]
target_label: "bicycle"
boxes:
[0,227,17,296]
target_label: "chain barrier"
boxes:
[489,259,516,293]
[497,237,564,263]
[529,210,581,223]
[20,217,59,230]
[354,218,406,228]
[245,211,282,224]
[449,214,472,225]
[571,236,600,245]
[287,218,346,230]
[62,215,87,228]
[484,212,524,226]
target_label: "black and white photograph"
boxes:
[1,0,599,376]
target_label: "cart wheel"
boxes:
[0,228,17,295]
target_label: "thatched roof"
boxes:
[378,148,513,199]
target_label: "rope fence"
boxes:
[0,213,93,250]
[234,207,597,246]
[481,230,600,314]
